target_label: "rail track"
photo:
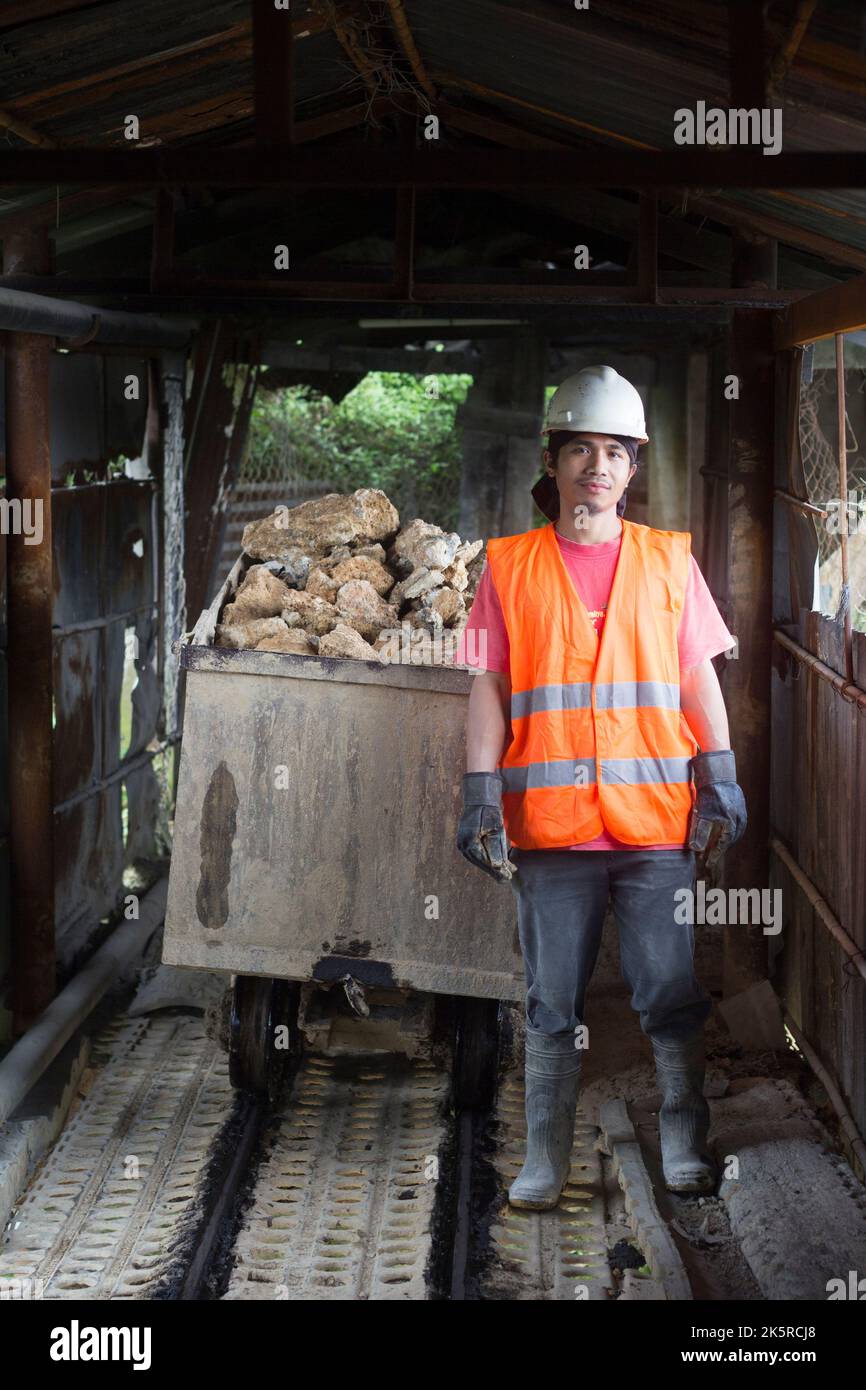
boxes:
[0,1000,624,1302]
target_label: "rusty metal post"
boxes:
[4,227,55,1031]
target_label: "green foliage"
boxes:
[61,456,131,487]
[246,371,472,531]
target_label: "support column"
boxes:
[647,350,689,531]
[723,306,774,996]
[457,331,546,540]
[4,228,55,1032]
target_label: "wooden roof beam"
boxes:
[775,271,866,348]
[437,99,578,152]
[433,70,866,269]
[0,270,801,308]
[0,185,152,234]
[386,0,436,103]
[2,145,866,186]
[34,88,381,152]
[253,0,295,147]
[501,0,856,97]
[431,72,654,150]
[314,0,381,96]
[0,100,388,240]
[795,36,866,95]
[727,0,767,111]
[8,10,341,123]
[668,190,866,273]
[0,0,97,25]
[768,0,818,95]
[12,25,253,119]
[436,103,728,274]
[0,104,56,148]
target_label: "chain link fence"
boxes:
[799,353,866,633]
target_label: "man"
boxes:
[454,365,747,1211]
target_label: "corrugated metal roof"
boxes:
[0,0,863,272]
[403,0,866,260]
[729,188,866,256]
[0,1,249,103]
[0,0,347,145]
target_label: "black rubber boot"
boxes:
[651,1032,717,1194]
[508,1028,582,1211]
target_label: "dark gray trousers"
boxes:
[509,847,712,1046]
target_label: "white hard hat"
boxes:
[543,365,648,444]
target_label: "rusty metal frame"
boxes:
[774,489,828,519]
[773,628,866,710]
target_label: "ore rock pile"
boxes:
[214,488,484,665]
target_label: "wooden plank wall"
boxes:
[771,610,866,1160]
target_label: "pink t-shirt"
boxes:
[453,527,736,851]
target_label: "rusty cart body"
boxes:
[162,559,524,1096]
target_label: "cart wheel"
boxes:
[453,997,500,1111]
[229,976,301,1099]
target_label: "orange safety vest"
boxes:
[485,519,698,850]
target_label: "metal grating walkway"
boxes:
[480,1070,612,1300]
[1,1014,234,1299]
[224,1052,450,1300]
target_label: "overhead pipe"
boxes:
[773,628,866,711]
[0,285,194,348]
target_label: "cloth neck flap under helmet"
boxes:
[531,434,640,522]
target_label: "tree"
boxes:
[246,371,472,531]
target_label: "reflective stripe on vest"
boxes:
[500,755,692,792]
[486,519,698,849]
[511,679,681,719]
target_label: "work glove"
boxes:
[687,749,747,874]
[456,771,518,883]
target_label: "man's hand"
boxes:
[687,749,747,873]
[457,771,518,883]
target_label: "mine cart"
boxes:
[162,556,523,1102]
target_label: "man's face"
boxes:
[544,433,637,524]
